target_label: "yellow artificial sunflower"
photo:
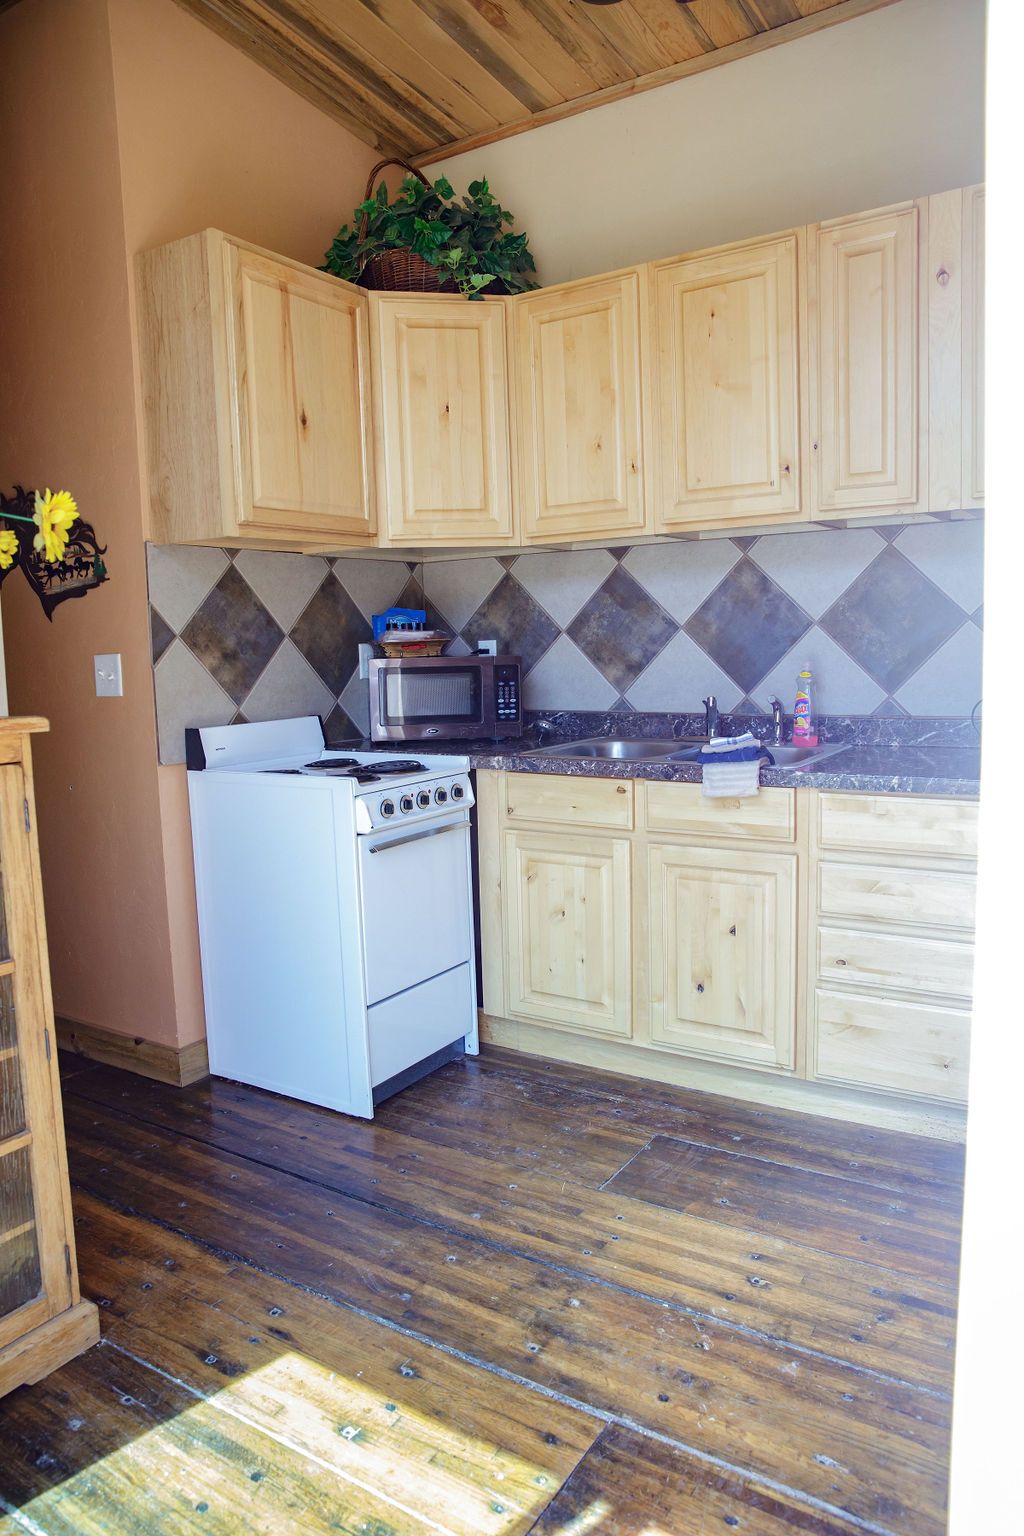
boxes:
[0,529,18,570]
[33,488,78,563]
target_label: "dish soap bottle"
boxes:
[793,669,818,746]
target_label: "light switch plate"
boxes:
[94,653,123,697]
[357,643,374,680]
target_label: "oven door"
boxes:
[370,660,488,739]
[357,814,474,1005]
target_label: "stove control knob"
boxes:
[434,786,449,806]
[399,794,415,814]
[380,799,396,818]
[416,790,431,809]
[450,782,465,801]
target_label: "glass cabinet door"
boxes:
[0,761,71,1346]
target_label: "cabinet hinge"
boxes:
[64,1243,73,1281]
[44,1026,52,1062]
[23,797,31,834]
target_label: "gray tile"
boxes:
[146,544,229,632]
[338,666,371,737]
[872,698,911,718]
[893,621,984,717]
[150,606,175,665]
[511,548,616,628]
[751,629,885,716]
[153,639,234,765]
[748,527,885,619]
[734,696,766,716]
[240,638,336,724]
[819,546,965,694]
[333,556,416,624]
[684,557,812,695]
[424,556,504,632]
[624,630,742,714]
[180,565,285,705]
[290,573,371,696]
[523,635,619,712]
[621,539,741,624]
[971,604,983,628]
[894,519,984,613]
[233,550,330,631]
[566,565,677,696]
[462,574,560,675]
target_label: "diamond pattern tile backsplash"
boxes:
[147,516,983,765]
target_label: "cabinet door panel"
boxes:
[653,236,799,526]
[515,273,646,540]
[814,989,969,1104]
[374,298,513,545]
[813,207,919,511]
[504,831,631,1036]
[645,843,796,1068]
[962,186,985,507]
[229,247,374,538]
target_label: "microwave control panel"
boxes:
[495,664,520,722]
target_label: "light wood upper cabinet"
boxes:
[503,829,632,1037]
[651,235,801,528]
[513,271,647,541]
[962,185,985,508]
[643,842,797,1069]
[138,230,375,548]
[371,295,514,546]
[810,204,921,514]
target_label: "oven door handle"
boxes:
[366,821,467,855]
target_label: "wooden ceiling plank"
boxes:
[683,1,759,50]
[256,0,470,144]
[624,0,725,62]
[577,1,683,78]
[794,0,848,12]
[514,0,644,92]
[301,0,501,136]
[414,0,572,114]
[414,0,903,164]
[450,0,614,101]
[348,0,534,128]
[743,0,806,28]
[170,0,414,154]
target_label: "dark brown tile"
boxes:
[150,606,175,665]
[820,546,965,693]
[566,565,677,694]
[684,557,811,694]
[180,566,284,705]
[289,573,371,696]
[461,573,559,674]
[323,702,362,744]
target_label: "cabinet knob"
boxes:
[729,925,737,937]
[936,266,951,287]
[696,982,705,993]
[834,958,847,967]
[616,785,627,794]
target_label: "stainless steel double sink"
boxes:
[524,736,845,768]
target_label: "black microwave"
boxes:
[368,654,523,741]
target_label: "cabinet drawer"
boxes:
[644,782,794,842]
[817,793,978,860]
[504,774,634,830]
[818,926,974,999]
[814,988,969,1103]
[818,862,976,931]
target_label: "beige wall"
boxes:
[0,0,376,1049]
[428,0,986,285]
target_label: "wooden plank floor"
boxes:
[0,1046,963,1535]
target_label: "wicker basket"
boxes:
[356,159,458,295]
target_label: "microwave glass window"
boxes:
[383,668,482,724]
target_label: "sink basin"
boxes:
[763,744,845,766]
[527,737,685,761]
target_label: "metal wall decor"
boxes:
[0,486,108,620]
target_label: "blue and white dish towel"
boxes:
[698,732,774,798]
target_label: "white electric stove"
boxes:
[186,715,478,1117]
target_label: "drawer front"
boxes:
[818,793,978,860]
[504,773,634,830]
[814,988,969,1103]
[818,862,976,932]
[644,782,795,842]
[818,926,974,999]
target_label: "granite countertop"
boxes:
[337,712,981,798]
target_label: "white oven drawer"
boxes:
[367,963,475,1087]
[358,815,474,1006]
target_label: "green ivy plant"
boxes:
[322,174,537,299]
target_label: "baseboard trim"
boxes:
[55,1017,209,1087]
[0,1300,100,1398]
[479,1012,967,1142]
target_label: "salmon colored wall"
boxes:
[0,0,180,1043]
[1,0,376,1049]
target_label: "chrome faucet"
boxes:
[702,695,720,738]
[768,696,786,746]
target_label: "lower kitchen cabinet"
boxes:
[642,842,796,1069]
[502,829,632,1037]
[477,770,975,1135]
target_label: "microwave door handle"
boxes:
[367,821,467,855]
